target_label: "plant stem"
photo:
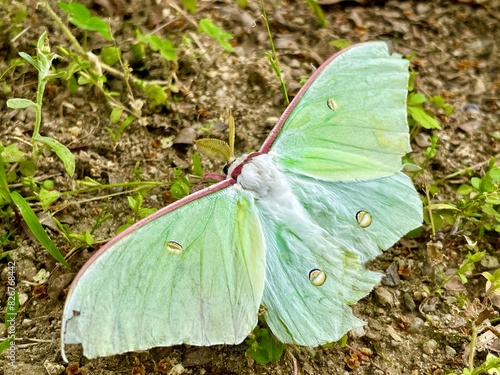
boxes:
[425,184,436,236]
[260,0,289,105]
[41,1,86,56]
[31,58,49,158]
[468,322,477,372]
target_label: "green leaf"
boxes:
[407,92,426,105]
[138,207,156,218]
[58,1,112,40]
[19,159,36,176]
[100,46,121,66]
[85,18,112,40]
[471,177,481,190]
[10,191,69,267]
[6,98,37,109]
[0,337,12,354]
[407,106,441,129]
[145,35,177,61]
[33,135,75,176]
[199,18,235,52]
[18,51,38,70]
[457,184,473,195]
[245,328,285,364]
[0,152,11,202]
[105,115,135,142]
[306,0,327,28]
[1,144,26,163]
[443,103,453,116]
[110,107,123,124]
[38,187,61,210]
[408,72,416,92]
[489,167,500,181]
[181,0,197,13]
[427,203,458,211]
[329,39,351,49]
[429,95,444,108]
[143,84,167,108]
[192,152,204,177]
[58,1,91,22]
[45,71,67,81]
[170,180,190,200]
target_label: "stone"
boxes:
[375,286,394,306]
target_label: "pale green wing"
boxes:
[258,171,421,345]
[256,198,381,346]
[284,171,423,263]
[264,42,410,181]
[61,184,265,360]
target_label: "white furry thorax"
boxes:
[227,153,289,200]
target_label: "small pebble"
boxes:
[481,255,499,269]
[408,317,425,333]
[22,319,33,327]
[403,292,416,311]
[422,339,438,354]
[381,262,400,286]
[421,296,439,313]
[215,88,226,97]
[445,345,457,358]
[375,287,394,306]
[18,293,29,306]
[413,290,428,302]
[169,364,185,375]
[43,360,65,375]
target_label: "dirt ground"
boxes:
[0,0,499,374]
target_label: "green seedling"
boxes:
[10,191,69,267]
[100,46,121,66]
[483,268,500,297]
[456,354,500,375]
[245,328,285,365]
[57,1,112,41]
[128,189,157,220]
[424,157,500,237]
[198,18,235,53]
[135,29,177,61]
[407,71,452,136]
[56,220,95,247]
[105,108,136,143]
[455,159,500,236]
[260,0,289,105]
[437,249,486,293]
[330,39,351,49]
[6,32,74,177]
[181,0,197,13]
[192,152,204,177]
[407,91,441,130]
[53,215,95,247]
[52,202,112,248]
[170,168,191,200]
[306,0,327,28]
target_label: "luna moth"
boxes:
[61,42,422,361]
